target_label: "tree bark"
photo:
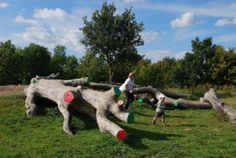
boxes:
[203,88,236,123]
[133,87,212,109]
[81,83,210,109]
[25,74,236,142]
[24,75,133,140]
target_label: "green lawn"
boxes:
[0,91,236,158]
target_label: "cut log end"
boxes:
[127,112,135,124]
[113,86,121,97]
[63,91,75,103]
[118,100,124,110]
[116,130,127,140]
[30,78,38,84]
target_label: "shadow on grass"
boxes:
[35,97,58,116]
[70,110,183,150]
[135,111,154,117]
[34,99,183,150]
[123,125,183,149]
[70,110,98,131]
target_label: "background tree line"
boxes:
[0,41,79,85]
[0,2,235,88]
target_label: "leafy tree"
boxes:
[173,37,216,87]
[0,40,21,85]
[51,45,67,78]
[63,55,79,79]
[191,37,215,84]
[51,45,79,79]
[173,52,196,87]
[153,57,177,88]
[212,46,236,85]
[18,43,51,83]
[78,52,108,82]
[134,59,152,86]
[81,2,144,82]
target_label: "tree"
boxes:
[173,37,216,87]
[63,56,79,79]
[51,45,79,79]
[81,2,144,82]
[18,43,51,83]
[135,58,177,88]
[173,52,196,87]
[153,57,177,88]
[134,59,151,86]
[0,40,21,85]
[191,37,215,84]
[51,45,67,78]
[212,46,236,85]
[78,52,108,82]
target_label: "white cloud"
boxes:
[11,7,90,57]
[141,31,159,43]
[171,12,194,28]
[215,18,236,26]
[14,15,38,25]
[61,29,85,52]
[15,26,53,46]
[143,49,170,62]
[33,8,69,21]
[0,2,9,8]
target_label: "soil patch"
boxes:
[0,85,28,96]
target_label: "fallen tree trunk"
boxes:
[82,83,205,109]
[133,87,212,109]
[203,88,236,123]
[24,76,134,140]
[86,82,190,99]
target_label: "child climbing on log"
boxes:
[119,72,135,111]
[152,94,166,125]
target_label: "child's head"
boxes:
[128,72,135,79]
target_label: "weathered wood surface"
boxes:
[24,75,236,141]
[24,77,133,140]
[203,88,236,123]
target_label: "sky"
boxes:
[0,0,236,62]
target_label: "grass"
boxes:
[0,90,236,158]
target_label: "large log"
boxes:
[133,87,212,109]
[24,76,134,140]
[80,83,206,109]
[203,88,236,123]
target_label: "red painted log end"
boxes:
[116,130,127,140]
[63,91,75,103]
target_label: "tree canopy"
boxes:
[81,2,144,82]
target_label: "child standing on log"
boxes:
[119,72,135,111]
[152,94,166,125]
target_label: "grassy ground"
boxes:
[0,89,236,158]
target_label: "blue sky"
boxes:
[0,0,236,62]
